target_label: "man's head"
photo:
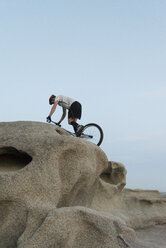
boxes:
[49,95,56,105]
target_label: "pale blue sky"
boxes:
[0,0,166,191]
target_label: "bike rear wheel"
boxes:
[80,123,103,146]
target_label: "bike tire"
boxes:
[80,123,103,146]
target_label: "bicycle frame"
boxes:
[50,121,93,139]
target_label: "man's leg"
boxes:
[68,118,78,133]
[68,102,82,135]
[68,118,84,137]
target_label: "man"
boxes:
[46,94,83,136]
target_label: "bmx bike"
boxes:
[50,121,103,146]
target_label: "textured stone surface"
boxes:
[100,161,127,191]
[136,224,166,248]
[0,121,107,209]
[17,206,136,248]
[0,201,27,248]
[0,121,166,248]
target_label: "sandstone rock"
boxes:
[0,201,27,248]
[0,121,108,208]
[17,206,136,248]
[100,161,127,191]
[0,121,166,248]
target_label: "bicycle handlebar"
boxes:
[50,120,61,127]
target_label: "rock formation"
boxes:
[0,121,166,248]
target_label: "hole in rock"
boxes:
[0,147,32,172]
[100,172,111,184]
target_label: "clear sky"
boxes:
[0,0,166,191]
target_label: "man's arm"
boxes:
[59,107,66,124]
[49,100,58,117]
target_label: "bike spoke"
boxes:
[81,123,103,146]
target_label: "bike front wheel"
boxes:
[80,123,103,146]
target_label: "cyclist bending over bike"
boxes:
[46,94,84,136]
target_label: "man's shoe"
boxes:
[76,125,84,137]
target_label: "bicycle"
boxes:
[50,121,103,146]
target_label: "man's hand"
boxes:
[46,116,51,123]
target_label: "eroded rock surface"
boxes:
[17,206,137,248]
[100,161,127,191]
[0,121,166,248]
